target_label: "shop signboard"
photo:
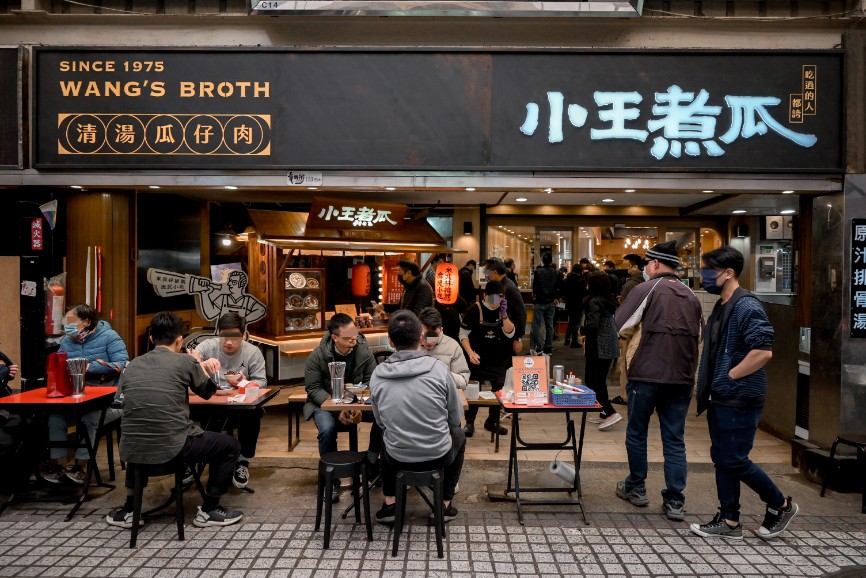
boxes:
[307,197,407,231]
[0,48,20,169]
[851,219,866,339]
[33,49,843,173]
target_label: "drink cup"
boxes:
[244,385,259,401]
[71,373,85,398]
[553,365,565,384]
[328,361,346,400]
[466,380,480,401]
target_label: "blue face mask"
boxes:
[63,323,80,337]
[701,268,727,295]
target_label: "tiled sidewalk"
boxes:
[0,507,864,577]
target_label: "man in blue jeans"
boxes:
[614,240,703,521]
[530,252,560,354]
[690,246,798,540]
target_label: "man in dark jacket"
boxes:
[458,260,478,305]
[562,264,587,348]
[397,260,434,316]
[690,246,798,541]
[530,252,560,354]
[304,313,380,502]
[614,240,702,522]
[483,257,527,355]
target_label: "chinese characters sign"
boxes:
[34,49,842,171]
[307,198,407,230]
[851,219,866,338]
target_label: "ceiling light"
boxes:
[602,198,615,203]
[624,189,635,193]
[224,185,238,190]
[780,209,796,215]
[71,185,82,189]
[221,238,232,247]
[781,190,795,194]
[702,190,714,193]
[148,185,160,189]
[704,230,710,234]
[732,210,747,214]
[516,197,528,202]
[544,188,553,194]
[385,187,396,191]
[465,187,476,192]
[307,186,318,190]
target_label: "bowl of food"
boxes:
[225,371,243,387]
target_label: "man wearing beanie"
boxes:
[613,240,703,522]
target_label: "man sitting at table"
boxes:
[189,312,266,490]
[304,313,380,503]
[106,311,243,529]
[370,310,466,524]
[418,307,470,390]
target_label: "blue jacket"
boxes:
[59,320,129,385]
[696,290,773,414]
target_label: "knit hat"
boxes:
[645,240,681,270]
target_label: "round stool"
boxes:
[315,450,372,548]
[392,468,446,559]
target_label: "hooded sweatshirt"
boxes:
[370,349,463,463]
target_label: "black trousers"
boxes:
[124,431,240,497]
[382,425,466,501]
[565,306,583,343]
[584,356,616,416]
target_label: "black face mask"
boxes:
[397,277,408,286]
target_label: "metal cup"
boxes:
[71,373,85,398]
[553,365,565,384]
[66,357,88,398]
[328,361,347,401]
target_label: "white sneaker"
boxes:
[599,412,623,430]
[232,464,249,489]
[193,505,243,527]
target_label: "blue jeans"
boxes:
[707,404,785,522]
[531,302,556,351]
[48,408,122,461]
[312,408,383,458]
[623,380,692,503]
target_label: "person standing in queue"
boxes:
[397,260,434,317]
[580,272,623,431]
[459,280,513,437]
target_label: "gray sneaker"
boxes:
[690,512,743,541]
[663,500,685,521]
[616,480,649,507]
[757,497,799,540]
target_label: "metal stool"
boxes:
[392,468,446,559]
[128,459,205,548]
[315,450,373,548]
[820,432,866,514]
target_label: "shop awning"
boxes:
[243,208,464,255]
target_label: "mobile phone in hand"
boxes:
[499,298,508,318]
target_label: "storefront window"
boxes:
[488,225,572,289]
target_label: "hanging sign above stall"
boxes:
[33,48,843,172]
[307,198,407,231]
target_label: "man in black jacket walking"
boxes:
[530,252,560,354]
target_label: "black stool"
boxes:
[392,468,446,558]
[820,433,866,513]
[315,450,373,548]
[128,459,206,548]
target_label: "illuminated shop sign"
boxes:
[33,49,842,172]
[851,219,866,339]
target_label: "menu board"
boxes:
[512,356,549,405]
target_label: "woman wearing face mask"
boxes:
[44,304,128,485]
[458,280,514,437]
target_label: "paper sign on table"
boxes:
[512,356,549,405]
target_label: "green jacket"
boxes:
[303,331,377,420]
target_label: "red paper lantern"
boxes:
[434,262,458,305]
[352,263,371,297]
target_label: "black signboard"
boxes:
[851,219,866,338]
[33,49,843,172]
[0,48,19,169]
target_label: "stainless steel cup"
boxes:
[553,365,565,384]
[328,361,347,401]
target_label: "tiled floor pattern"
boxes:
[0,509,864,577]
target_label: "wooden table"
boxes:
[0,386,118,520]
[467,395,503,453]
[488,396,601,525]
[321,388,469,412]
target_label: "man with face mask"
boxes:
[613,240,702,523]
[459,280,514,437]
[690,246,797,541]
[397,260,434,317]
[419,308,470,390]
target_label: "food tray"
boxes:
[550,389,597,407]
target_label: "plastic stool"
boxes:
[820,432,866,514]
[392,468,446,558]
[128,458,205,548]
[315,450,373,548]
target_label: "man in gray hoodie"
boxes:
[370,310,466,524]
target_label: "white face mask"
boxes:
[425,334,441,346]
[642,270,651,282]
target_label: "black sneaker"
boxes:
[463,422,475,438]
[182,466,195,486]
[690,511,743,541]
[663,500,685,521]
[330,480,341,504]
[563,340,571,347]
[105,507,143,529]
[42,463,64,485]
[443,504,458,522]
[484,421,507,436]
[232,464,249,489]
[616,480,649,507]
[193,505,243,527]
[375,503,396,524]
[570,342,582,349]
[62,464,87,486]
[542,347,555,354]
[757,497,799,540]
